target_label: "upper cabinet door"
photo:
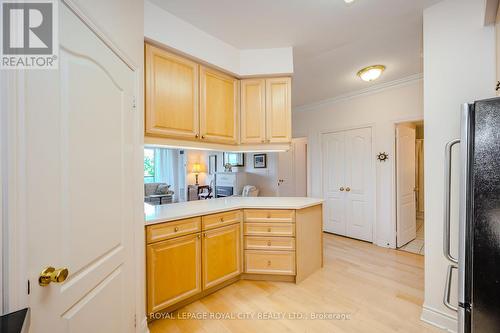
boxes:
[145,44,199,140]
[200,66,239,144]
[266,78,292,143]
[240,79,266,144]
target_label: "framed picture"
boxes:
[223,152,245,167]
[208,155,217,175]
[253,154,267,168]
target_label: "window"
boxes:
[144,148,155,183]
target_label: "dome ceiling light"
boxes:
[357,65,386,82]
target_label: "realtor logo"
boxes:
[1,0,58,69]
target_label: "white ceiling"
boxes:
[150,0,441,108]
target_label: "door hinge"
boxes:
[134,314,136,327]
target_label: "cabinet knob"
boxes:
[267,227,271,232]
[220,217,224,222]
[201,135,205,139]
[267,213,271,218]
[339,187,344,191]
[267,260,271,266]
[197,234,201,239]
[195,134,199,138]
[174,227,179,232]
[203,233,207,238]
[267,241,271,246]
[346,187,351,192]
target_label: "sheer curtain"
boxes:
[154,148,180,202]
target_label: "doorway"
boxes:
[396,121,425,255]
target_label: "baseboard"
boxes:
[421,305,457,332]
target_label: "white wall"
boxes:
[293,79,424,248]
[422,0,495,330]
[144,0,293,77]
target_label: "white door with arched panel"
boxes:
[24,3,137,332]
[322,128,373,241]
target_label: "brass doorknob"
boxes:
[339,187,345,191]
[346,187,351,192]
[39,267,69,286]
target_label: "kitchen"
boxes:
[1,0,499,333]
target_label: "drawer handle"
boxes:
[267,241,271,246]
[267,260,271,266]
[267,227,271,232]
[174,227,179,232]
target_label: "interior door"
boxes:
[26,3,136,332]
[322,132,346,234]
[344,128,373,242]
[396,125,417,247]
[277,146,296,197]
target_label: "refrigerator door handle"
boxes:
[444,264,458,311]
[444,139,460,264]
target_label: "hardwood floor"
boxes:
[149,233,442,333]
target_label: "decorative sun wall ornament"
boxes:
[377,152,389,162]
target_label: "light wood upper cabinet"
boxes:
[266,77,292,143]
[240,79,266,144]
[146,233,201,314]
[200,66,239,144]
[240,77,292,144]
[145,44,199,139]
[202,223,241,290]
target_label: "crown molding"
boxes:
[293,73,423,113]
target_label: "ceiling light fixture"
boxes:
[344,0,355,3]
[357,65,386,82]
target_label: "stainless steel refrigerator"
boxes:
[443,97,500,333]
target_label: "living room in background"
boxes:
[144,147,186,204]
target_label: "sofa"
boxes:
[144,182,174,205]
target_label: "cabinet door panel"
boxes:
[147,233,201,314]
[241,79,266,143]
[200,67,239,144]
[202,224,241,289]
[145,44,199,139]
[266,78,291,143]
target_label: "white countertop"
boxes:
[145,197,324,225]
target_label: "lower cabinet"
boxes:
[146,233,201,314]
[202,223,241,289]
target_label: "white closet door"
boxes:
[344,128,373,242]
[322,132,346,234]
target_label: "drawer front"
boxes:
[244,236,295,251]
[244,209,295,223]
[202,210,241,230]
[244,250,296,275]
[243,222,295,237]
[146,217,201,244]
